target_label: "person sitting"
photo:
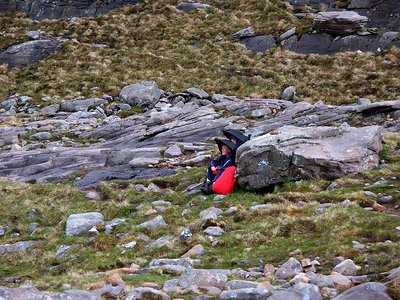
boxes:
[201,139,236,194]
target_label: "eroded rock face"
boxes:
[0,0,141,20]
[0,39,63,68]
[237,125,383,190]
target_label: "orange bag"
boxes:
[212,166,237,195]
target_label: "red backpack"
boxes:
[212,166,237,195]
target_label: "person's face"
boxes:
[231,137,237,144]
[221,145,230,155]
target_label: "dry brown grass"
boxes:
[0,0,398,104]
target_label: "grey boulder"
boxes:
[0,39,63,68]
[119,81,163,108]
[333,282,391,300]
[313,11,369,35]
[65,212,104,237]
[236,125,382,190]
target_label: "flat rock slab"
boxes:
[237,125,383,190]
[75,165,176,190]
[0,241,38,255]
[0,286,98,299]
[0,39,63,68]
[220,288,271,299]
[333,282,391,300]
[0,0,141,20]
[313,11,369,35]
[239,35,276,54]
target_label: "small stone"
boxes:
[357,98,371,105]
[107,273,125,286]
[289,249,302,256]
[28,209,40,221]
[213,195,226,201]
[28,222,39,234]
[275,258,303,279]
[139,216,167,229]
[0,226,6,237]
[30,132,52,141]
[204,226,224,236]
[372,202,386,212]
[186,87,209,99]
[301,258,312,267]
[88,226,99,236]
[106,267,138,275]
[326,182,340,190]
[147,182,162,193]
[179,228,192,241]
[352,241,366,250]
[377,195,394,204]
[315,203,336,215]
[84,191,102,201]
[144,209,158,216]
[232,27,255,39]
[341,199,351,206]
[395,226,400,234]
[141,282,160,289]
[89,281,106,290]
[280,27,296,41]
[135,184,148,193]
[363,191,376,197]
[181,244,205,258]
[332,259,358,276]
[281,86,296,101]
[249,204,269,211]
[164,145,182,158]
[181,209,191,217]
[223,207,238,215]
[123,241,137,249]
[263,264,275,275]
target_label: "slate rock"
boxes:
[332,259,358,276]
[176,2,212,12]
[269,283,322,300]
[237,125,383,190]
[313,11,369,35]
[65,212,104,237]
[61,98,106,112]
[275,258,303,279]
[178,268,228,290]
[333,282,391,300]
[281,86,296,101]
[186,88,209,99]
[232,27,255,39]
[144,235,174,251]
[124,287,171,300]
[164,144,182,157]
[239,35,277,54]
[0,241,38,255]
[0,39,63,68]
[139,215,167,229]
[30,132,52,141]
[204,226,224,236]
[119,81,163,108]
[224,280,259,290]
[220,288,271,299]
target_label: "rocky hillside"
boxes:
[0,0,399,299]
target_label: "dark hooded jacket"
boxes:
[208,139,236,182]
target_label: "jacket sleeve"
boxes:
[213,158,234,182]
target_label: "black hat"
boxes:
[222,129,250,144]
[214,138,236,153]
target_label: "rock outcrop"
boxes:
[236,125,383,190]
[0,0,141,20]
[0,39,63,68]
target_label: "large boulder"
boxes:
[0,39,63,68]
[119,81,163,108]
[333,282,391,300]
[60,98,107,112]
[236,125,382,190]
[313,11,369,35]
